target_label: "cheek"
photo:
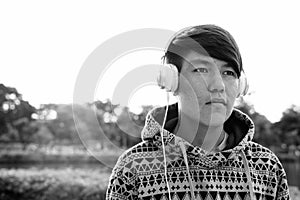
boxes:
[178,75,207,105]
[179,74,195,94]
[183,75,207,95]
[225,81,239,99]
[225,82,238,119]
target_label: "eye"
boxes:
[192,68,208,73]
[223,70,237,78]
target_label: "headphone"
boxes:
[157,57,249,97]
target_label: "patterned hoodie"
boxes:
[106,104,290,200]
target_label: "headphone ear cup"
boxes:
[237,72,249,97]
[157,64,179,93]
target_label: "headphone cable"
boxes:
[160,92,172,200]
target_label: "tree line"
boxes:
[1,83,300,154]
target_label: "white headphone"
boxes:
[157,62,179,93]
[157,58,249,97]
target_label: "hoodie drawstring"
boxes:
[179,142,196,200]
[162,142,254,200]
[160,95,172,200]
[240,150,255,200]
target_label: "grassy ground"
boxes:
[0,144,116,200]
[290,186,300,200]
[0,167,111,200]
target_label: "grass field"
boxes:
[0,167,111,200]
[0,144,118,200]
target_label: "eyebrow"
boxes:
[188,59,231,69]
[222,64,233,69]
[187,60,213,70]
[189,59,212,66]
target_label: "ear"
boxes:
[173,84,179,96]
[237,71,249,98]
[172,65,180,96]
[236,74,243,98]
[236,90,241,98]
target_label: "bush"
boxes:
[290,186,300,200]
[0,167,111,200]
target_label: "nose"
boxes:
[207,71,225,93]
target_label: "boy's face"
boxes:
[177,50,239,127]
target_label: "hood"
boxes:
[141,103,255,169]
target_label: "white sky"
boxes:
[0,0,299,123]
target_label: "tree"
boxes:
[88,100,152,148]
[272,105,300,147]
[235,98,277,147]
[31,123,54,145]
[0,83,37,147]
[42,104,81,144]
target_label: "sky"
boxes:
[0,0,300,123]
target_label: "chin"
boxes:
[201,113,227,127]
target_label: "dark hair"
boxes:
[164,24,243,77]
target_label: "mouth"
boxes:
[205,99,226,105]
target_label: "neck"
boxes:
[174,110,225,152]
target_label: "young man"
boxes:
[106,25,290,200]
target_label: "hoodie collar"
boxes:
[141,103,255,167]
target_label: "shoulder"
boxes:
[248,141,277,157]
[112,140,160,173]
[247,141,286,173]
[247,142,290,198]
[107,141,156,199]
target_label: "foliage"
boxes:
[235,98,278,147]
[0,167,110,200]
[272,105,300,147]
[289,186,300,200]
[2,83,300,152]
[235,99,300,152]
[0,83,37,148]
[34,101,150,148]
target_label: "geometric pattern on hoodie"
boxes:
[106,107,290,200]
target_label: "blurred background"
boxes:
[1,0,300,200]
[1,84,300,199]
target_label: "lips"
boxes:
[206,99,226,105]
